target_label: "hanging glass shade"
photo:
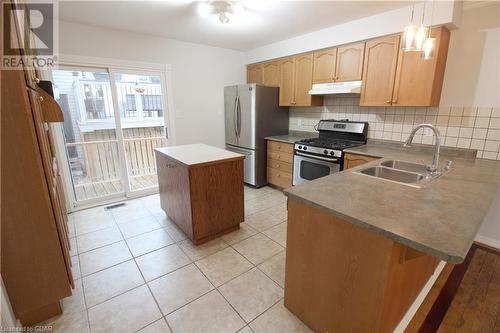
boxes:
[414,25,429,51]
[422,36,436,60]
[401,24,417,51]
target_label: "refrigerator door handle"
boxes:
[233,95,239,138]
[236,95,242,138]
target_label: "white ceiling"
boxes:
[59,1,409,51]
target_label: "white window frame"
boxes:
[43,54,176,212]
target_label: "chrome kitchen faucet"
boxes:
[404,124,447,175]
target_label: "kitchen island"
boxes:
[155,144,245,245]
[283,140,500,333]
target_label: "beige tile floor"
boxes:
[42,186,312,333]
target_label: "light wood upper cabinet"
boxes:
[313,42,365,84]
[247,64,263,84]
[248,27,450,108]
[336,42,365,82]
[392,27,450,107]
[313,48,337,83]
[279,57,295,106]
[294,53,318,106]
[262,61,280,87]
[279,54,323,107]
[360,35,401,106]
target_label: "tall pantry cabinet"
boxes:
[1,0,74,326]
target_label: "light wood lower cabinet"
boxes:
[267,140,294,188]
[285,198,438,333]
[344,153,379,169]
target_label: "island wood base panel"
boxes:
[156,151,244,245]
[284,198,438,333]
[18,301,62,327]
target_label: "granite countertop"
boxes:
[155,144,244,168]
[265,131,318,144]
[284,140,500,263]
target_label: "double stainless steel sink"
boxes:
[354,160,447,188]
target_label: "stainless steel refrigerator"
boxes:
[225,84,289,187]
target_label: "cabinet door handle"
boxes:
[385,100,391,104]
[39,95,44,102]
[392,100,397,104]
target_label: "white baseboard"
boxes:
[393,260,447,333]
[475,235,500,250]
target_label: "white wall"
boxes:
[59,21,246,148]
[440,3,500,107]
[245,1,461,64]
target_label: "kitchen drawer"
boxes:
[267,167,292,189]
[267,158,293,174]
[267,140,294,154]
[344,153,379,169]
[268,150,293,164]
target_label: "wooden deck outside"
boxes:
[74,174,158,201]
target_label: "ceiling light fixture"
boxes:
[197,1,244,24]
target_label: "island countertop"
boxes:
[284,140,500,263]
[155,144,244,168]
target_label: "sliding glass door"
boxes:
[112,71,167,192]
[51,66,168,207]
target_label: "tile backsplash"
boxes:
[289,96,500,160]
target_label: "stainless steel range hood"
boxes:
[308,80,362,95]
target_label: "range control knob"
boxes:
[303,146,307,151]
[330,151,335,156]
[324,150,328,155]
[298,145,302,149]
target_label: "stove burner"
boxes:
[296,138,364,150]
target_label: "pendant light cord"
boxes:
[410,1,415,24]
[428,0,435,37]
[421,0,427,25]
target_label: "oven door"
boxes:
[293,152,341,186]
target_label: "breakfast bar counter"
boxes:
[282,140,500,333]
[155,144,245,245]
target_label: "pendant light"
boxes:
[401,4,417,51]
[414,0,428,52]
[401,1,428,52]
[422,0,436,60]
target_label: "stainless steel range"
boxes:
[293,120,368,185]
